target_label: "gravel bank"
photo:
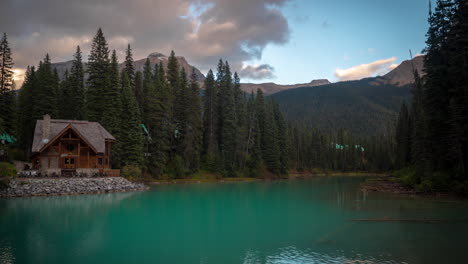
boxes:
[0,177,148,198]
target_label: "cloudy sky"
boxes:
[1,0,429,85]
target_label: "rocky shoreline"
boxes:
[360,176,416,194]
[0,177,148,198]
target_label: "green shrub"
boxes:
[121,165,142,179]
[395,167,418,188]
[416,178,434,192]
[0,162,17,178]
[429,171,451,192]
[0,162,17,190]
[167,155,185,179]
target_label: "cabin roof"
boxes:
[32,119,115,154]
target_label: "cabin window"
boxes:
[98,158,102,165]
[66,144,74,151]
[105,158,108,165]
[105,144,109,155]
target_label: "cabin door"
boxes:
[64,157,76,169]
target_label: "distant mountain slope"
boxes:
[131,52,205,81]
[241,79,330,95]
[52,52,205,81]
[271,56,424,135]
[368,55,425,87]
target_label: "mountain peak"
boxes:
[382,55,425,86]
[309,79,330,86]
[148,52,167,59]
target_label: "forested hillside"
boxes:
[272,78,412,135]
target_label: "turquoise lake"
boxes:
[1,176,468,264]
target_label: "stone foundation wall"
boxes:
[0,177,148,197]
[76,168,99,177]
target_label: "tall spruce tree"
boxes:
[185,67,203,172]
[142,58,153,120]
[166,50,179,91]
[218,61,237,176]
[86,28,110,122]
[171,67,193,174]
[395,102,411,168]
[233,72,247,170]
[273,102,288,175]
[59,70,72,119]
[254,89,267,157]
[68,46,85,120]
[146,63,171,176]
[134,71,144,111]
[119,72,143,167]
[124,44,135,89]
[262,100,280,174]
[34,54,58,119]
[202,69,218,168]
[101,50,122,137]
[18,66,37,152]
[0,33,16,134]
[422,0,455,173]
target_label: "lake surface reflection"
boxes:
[1,176,467,264]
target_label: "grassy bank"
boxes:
[134,170,259,185]
[289,168,388,178]
[132,169,387,185]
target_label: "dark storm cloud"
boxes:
[239,64,276,80]
[0,0,290,81]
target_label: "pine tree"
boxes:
[124,44,135,88]
[166,50,179,91]
[233,72,248,170]
[202,69,218,168]
[119,72,143,167]
[255,89,267,157]
[185,67,203,172]
[0,33,16,134]
[86,28,110,122]
[218,61,237,176]
[146,63,171,176]
[68,46,85,120]
[34,54,58,119]
[101,50,122,137]
[0,33,14,96]
[422,0,455,173]
[410,71,428,177]
[59,69,72,119]
[142,58,153,121]
[273,102,288,175]
[244,92,262,176]
[395,102,411,168]
[18,66,37,153]
[141,58,155,172]
[263,100,280,174]
[134,71,143,111]
[170,67,193,174]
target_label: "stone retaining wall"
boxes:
[0,177,148,198]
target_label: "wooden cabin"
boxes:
[31,115,119,177]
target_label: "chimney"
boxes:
[42,114,51,141]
